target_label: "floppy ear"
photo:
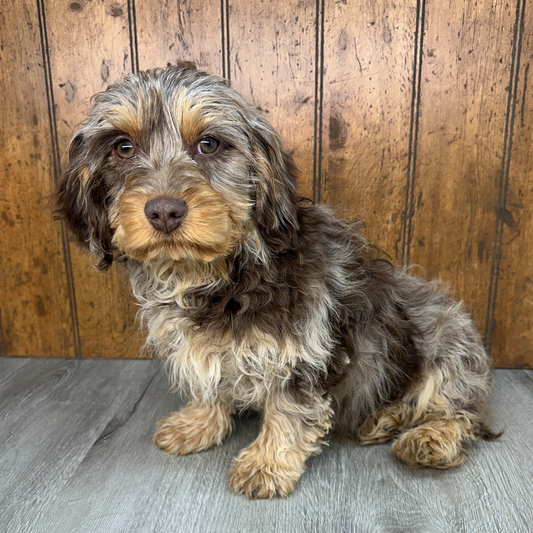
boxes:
[55,132,114,271]
[249,119,299,253]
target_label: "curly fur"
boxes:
[55,63,498,499]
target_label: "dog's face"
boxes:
[56,64,298,270]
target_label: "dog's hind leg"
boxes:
[391,414,479,468]
[357,403,409,444]
[393,364,498,468]
[360,364,496,469]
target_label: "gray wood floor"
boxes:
[0,357,531,533]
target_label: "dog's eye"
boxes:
[197,137,219,155]
[115,140,136,159]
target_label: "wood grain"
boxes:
[406,0,516,339]
[135,0,223,74]
[0,357,531,533]
[0,0,74,356]
[0,1,532,366]
[323,0,417,262]
[0,357,160,531]
[491,0,532,368]
[44,0,143,358]
[228,0,317,199]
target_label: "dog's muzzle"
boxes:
[144,197,188,234]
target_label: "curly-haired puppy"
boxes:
[56,63,498,499]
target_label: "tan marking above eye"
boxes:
[116,140,136,159]
[197,137,219,155]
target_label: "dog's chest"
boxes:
[132,261,333,406]
[144,301,301,406]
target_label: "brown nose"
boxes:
[144,198,188,234]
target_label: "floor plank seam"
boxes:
[93,370,159,446]
[522,369,533,386]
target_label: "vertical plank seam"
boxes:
[36,0,82,358]
[0,309,7,357]
[401,0,426,266]
[484,0,526,354]
[220,0,230,79]
[312,0,325,204]
[127,0,139,74]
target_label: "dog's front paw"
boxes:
[228,444,305,498]
[154,401,232,456]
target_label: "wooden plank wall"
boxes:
[0,0,531,367]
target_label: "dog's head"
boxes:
[55,64,299,270]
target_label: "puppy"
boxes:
[56,63,498,498]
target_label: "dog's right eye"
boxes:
[197,137,220,155]
[115,140,136,159]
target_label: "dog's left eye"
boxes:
[197,137,220,155]
[115,140,136,159]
